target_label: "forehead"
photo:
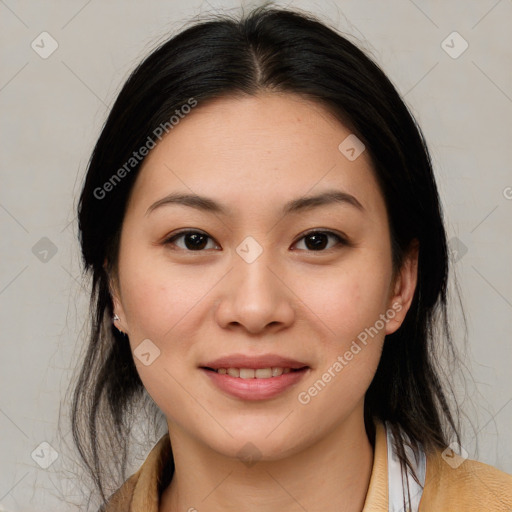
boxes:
[125,93,384,218]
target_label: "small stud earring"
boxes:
[112,314,127,336]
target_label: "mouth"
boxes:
[201,366,309,379]
[199,354,311,400]
[199,357,310,400]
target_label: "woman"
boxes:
[71,5,512,511]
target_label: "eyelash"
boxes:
[162,229,348,253]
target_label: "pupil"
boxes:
[183,233,328,251]
[305,233,327,250]
[185,233,208,250]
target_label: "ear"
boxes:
[103,257,130,335]
[385,240,419,335]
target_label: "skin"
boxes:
[109,92,418,512]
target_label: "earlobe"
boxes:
[385,241,419,335]
[111,297,129,335]
[104,262,129,336]
[111,296,129,335]
[112,314,128,336]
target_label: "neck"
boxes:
[160,408,374,512]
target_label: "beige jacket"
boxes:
[103,420,512,511]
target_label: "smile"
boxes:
[204,367,307,379]
[201,366,310,400]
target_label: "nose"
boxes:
[214,252,296,335]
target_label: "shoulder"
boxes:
[98,472,138,511]
[100,433,172,511]
[420,449,512,511]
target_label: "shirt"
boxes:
[103,418,512,511]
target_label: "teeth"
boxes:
[255,368,272,378]
[215,367,298,379]
[227,368,240,377]
[272,367,283,377]
[240,368,255,379]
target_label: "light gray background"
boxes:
[1,0,511,510]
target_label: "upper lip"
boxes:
[200,354,309,370]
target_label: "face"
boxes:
[109,93,417,460]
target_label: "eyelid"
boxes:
[291,229,349,251]
[163,229,220,249]
[293,228,349,245]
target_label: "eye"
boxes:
[163,230,220,251]
[163,229,347,252]
[292,230,347,252]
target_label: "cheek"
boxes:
[119,252,210,340]
[118,259,206,422]
[294,264,390,421]
[290,253,392,415]
[294,256,393,349]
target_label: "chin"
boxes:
[196,419,312,462]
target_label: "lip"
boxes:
[200,353,309,370]
[201,367,310,401]
[199,353,311,401]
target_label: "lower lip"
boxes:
[201,368,309,401]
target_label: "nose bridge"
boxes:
[214,236,295,333]
[235,245,276,295]
[233,237,281,305]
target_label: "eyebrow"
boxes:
[145,189,364,217]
